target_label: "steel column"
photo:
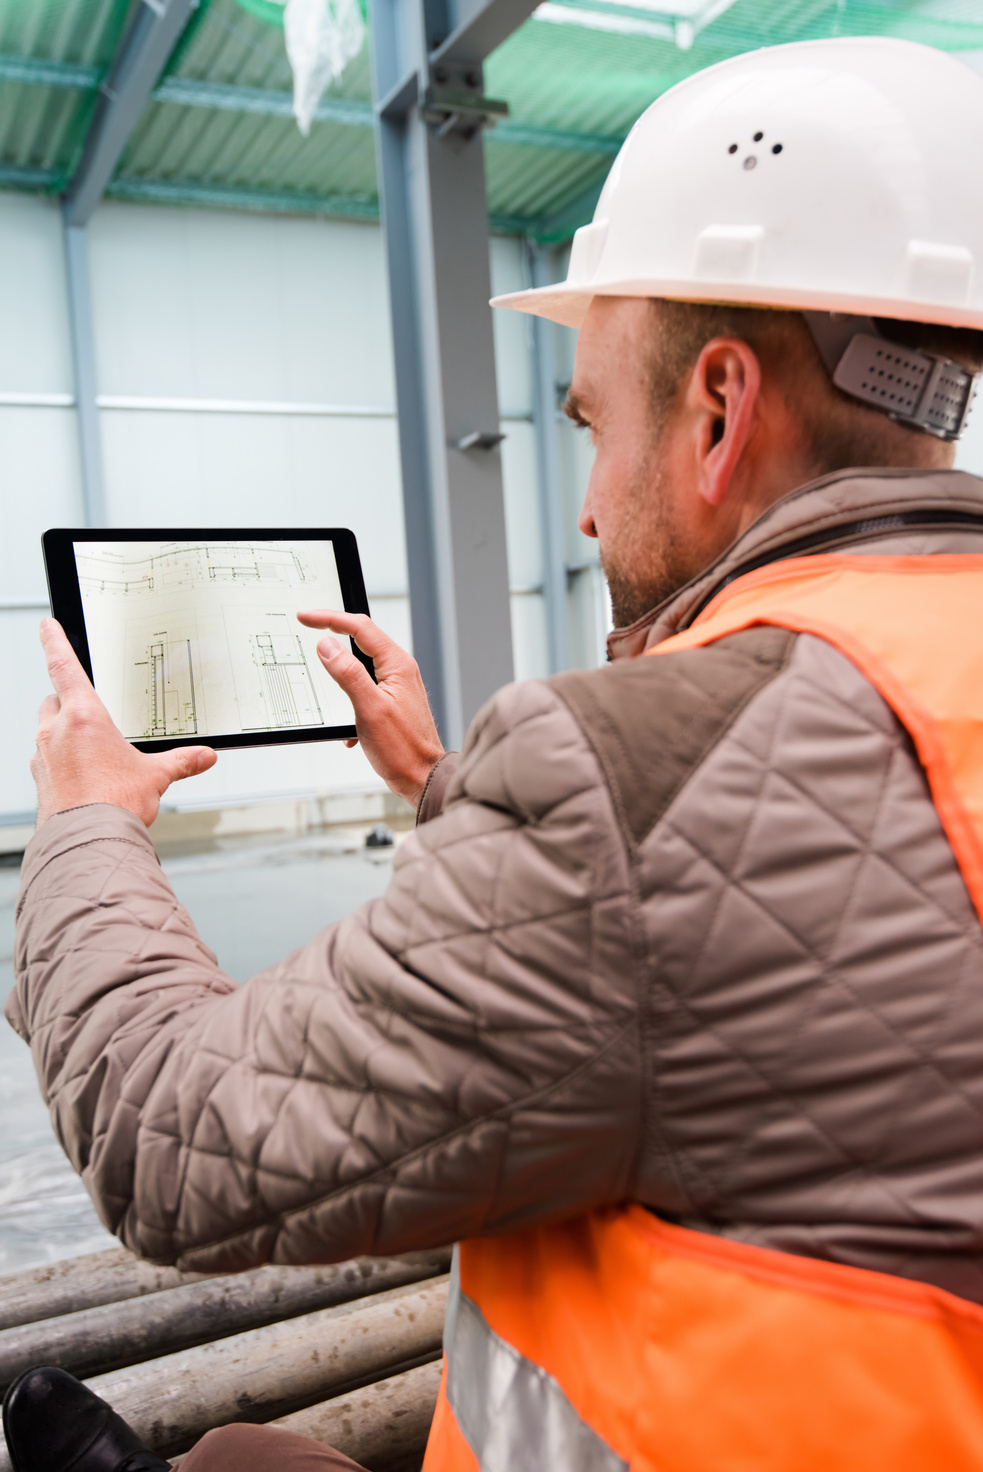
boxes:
[369,0,538,747]
[63,220,106,528]
[527,243,569,673]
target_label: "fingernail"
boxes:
[318,636,343,658]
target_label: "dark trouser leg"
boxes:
[179,1422,368,1471]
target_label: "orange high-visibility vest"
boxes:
[424,555,983,1472]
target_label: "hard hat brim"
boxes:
[490,280,983,333]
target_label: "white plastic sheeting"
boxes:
[284,0,366,135]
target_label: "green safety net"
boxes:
[233,0,370,29]
[1,0,982,238]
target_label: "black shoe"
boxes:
[2,1367,170,1472]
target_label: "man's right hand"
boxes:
[297,610,445,808]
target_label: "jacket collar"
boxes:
[606,467,983,661]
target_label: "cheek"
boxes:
[589,437,656,541]
[585,447,628,531]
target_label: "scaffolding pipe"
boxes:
[528,243,570,673]
[0,1251,451,1391]
[0,1277,447,1469]
[0,1249,210,1334]
[270,1360,442,1471]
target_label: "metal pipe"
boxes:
[63,218,107,528]
[0,1249,212,1334]
[527,242,570,673]
[0,1277,448,1468]
[0,1251,451,1391]
[269,1360,442,1471]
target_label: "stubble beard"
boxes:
[600,472,694,629]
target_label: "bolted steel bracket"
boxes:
[420,82,508,139]
[455,430,506,451]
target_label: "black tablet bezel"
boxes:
[42,528,373,752]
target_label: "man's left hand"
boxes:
[31,619,217,829]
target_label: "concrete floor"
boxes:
[0,830,395,1275]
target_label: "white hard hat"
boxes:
[491,37,983,335]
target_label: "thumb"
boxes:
[317,636,379,703]
[155,746,217,788]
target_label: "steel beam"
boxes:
[528,243,569,673]
[0,53,98,88]
[107,174,379,220]
[63,0,198,227]
[369,0,540,745]
[63,220,106,528]
[153,76,623,155]
[432,0,548,65]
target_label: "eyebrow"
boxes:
[563,391,590,427]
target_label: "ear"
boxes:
[686,338,762,508]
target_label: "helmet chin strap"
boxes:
[802,311,977,442]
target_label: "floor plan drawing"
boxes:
[76,538,354,741]
[250,632,324,729]
[77,543,310,597]
[134,638,198,738]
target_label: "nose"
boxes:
[578,499,598,539]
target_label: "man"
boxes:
[6,32,983,1472]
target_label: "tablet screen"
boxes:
[72,538,357,743]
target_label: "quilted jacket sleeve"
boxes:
[8,679,643,1272]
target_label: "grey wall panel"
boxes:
[0,196,74,395]
[0,406,83,596]
[0,609,60,818]
[98,409,409,599]
[509,591,549,682]
[499,421,542,594]
[87,205,396,407]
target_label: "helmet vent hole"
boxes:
[753,130,764,142]
[772,143,783,154]
[728,143,738,154]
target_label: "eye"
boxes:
[753,130,764,142]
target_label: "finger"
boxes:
[317,635,382,705]
[299,610,398,662]
[40,620,93,701]
[297,609,342,629]
[153,746,217,788]
[344,737,359,748]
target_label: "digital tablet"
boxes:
[42,529,373,752]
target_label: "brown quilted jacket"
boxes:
[10,468,983,1301]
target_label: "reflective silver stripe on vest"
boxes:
[444,1248,629,1472]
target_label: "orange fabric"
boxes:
[451,1208,983,1471]
[648,555,983,920]
[427,554,983,1470]
[424,1362,479,1472]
